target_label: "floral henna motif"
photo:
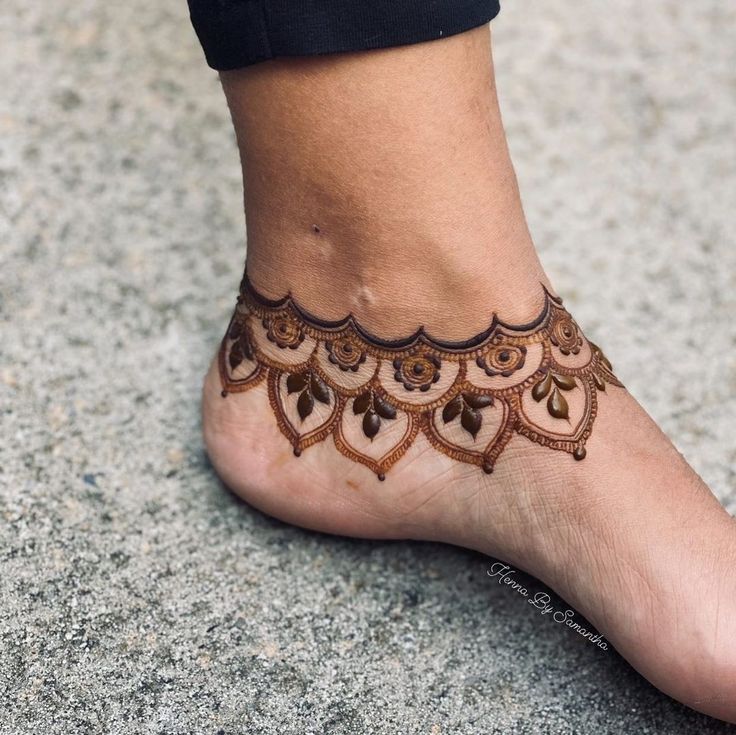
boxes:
[442,393,494,439]
[285,371,331,420]
[353,389,397,439]
[264,314,304,349]
[476,338,527,377]
[326,336,366,371]
[393,353,442,392]
[549,312,583,355]
[220,274,624,480]
[531,371,577,420]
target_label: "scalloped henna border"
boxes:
[238,272,562,353]
[219,275,624,480]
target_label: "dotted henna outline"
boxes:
[219,274,623,480]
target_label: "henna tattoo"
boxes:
[219,274,623,480]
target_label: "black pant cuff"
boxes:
[188,0,501,71]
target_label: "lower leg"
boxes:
[204,26,736,723]
[221,26,547,334]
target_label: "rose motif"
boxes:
[476,341,527,377]
[325,336,367,372]
[392,353,441,392]
[549,315,583,356]
[264,315,304,349]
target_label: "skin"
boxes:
[220,26,547,333]
[203,26,736,722]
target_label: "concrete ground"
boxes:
[1,1,735,732]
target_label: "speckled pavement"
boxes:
[1,1,735,733]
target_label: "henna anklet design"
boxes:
[219,274,623,480]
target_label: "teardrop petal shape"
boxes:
[228,342,244,371]
[547,387,569,419]
[363,410,380,439]
[353,391,372,415]
[310,373,331,404]
[228,321,242,340]
[460,407,482,438]
[442,395,463,423]
[552,373,577,391]
[241,335,253,361]
[297,389,314,420]
[374,396,397,420]
[287,372,308,394]
[464,393,493,409]
[532,372,552,402]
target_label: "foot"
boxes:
[202,278,736,723]
[203,26,736,722]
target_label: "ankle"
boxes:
[221,26,551,335]
[246,227,549,340]
[243,158,551,337]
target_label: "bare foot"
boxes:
[202,280,736,723]
[199,25,736,723]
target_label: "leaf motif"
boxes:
[552,373,577,391]
[464,393,493,409]
[593,373,606,391]
[591,342,613,371]
[310,374,331,404]
[547,387,569,419]
[297,389,314,420]
[374,396,396,420]
[362,410,380,439]
[228,321,242,340]
[228,342,243,371]
[442,395,463,424]
[286,373,308,394]
[353,391,372,415]
[239,334,253,361]
[532,372,552,402]
[460,407,482,438]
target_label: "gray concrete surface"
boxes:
[1,1,735,732]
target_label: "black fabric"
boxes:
[188,0,501,71]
